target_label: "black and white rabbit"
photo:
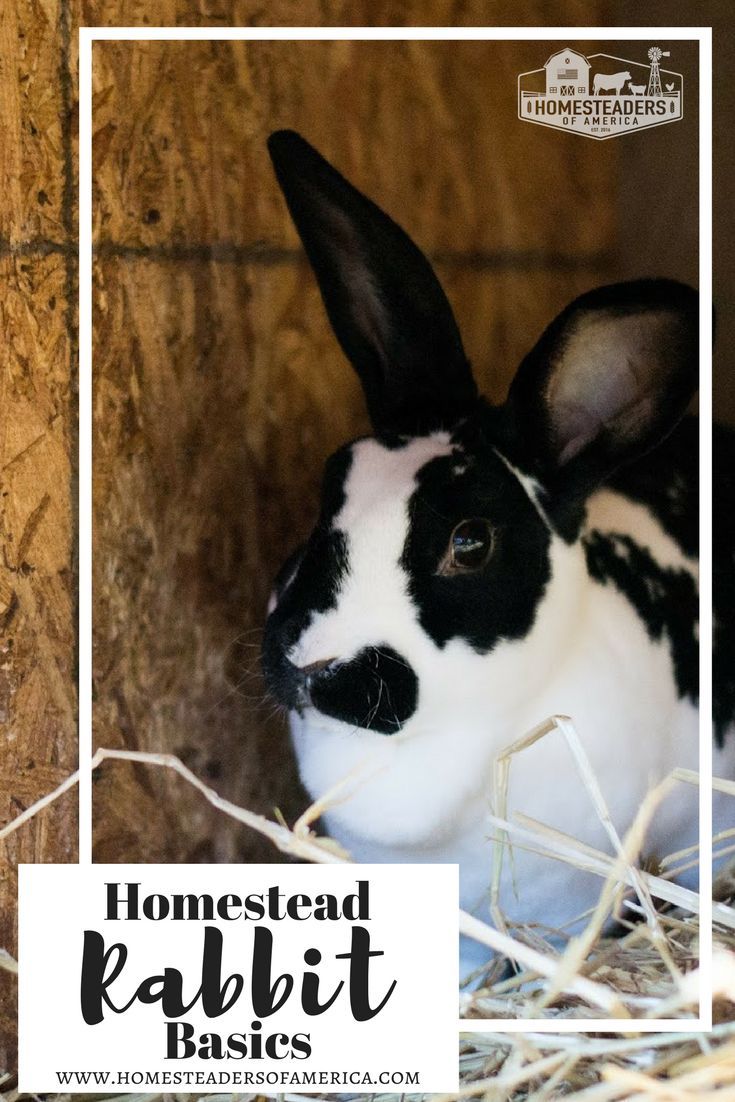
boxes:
[261,130,735,976]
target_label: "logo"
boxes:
[518,46,683,139]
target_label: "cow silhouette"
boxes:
[593,70,632,95]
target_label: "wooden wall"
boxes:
[0,0,78,1075]
[90,36,616,868]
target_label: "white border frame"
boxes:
[78,25,713,1035]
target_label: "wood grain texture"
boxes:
[0,0,77,1078]
[0,0,67,244]
[91,39,616,256]
[92,255,315,862]
[82,0,610,29]
[91,35,613,865]
[0,253,77,1071]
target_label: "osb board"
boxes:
[92,254,312,863]
[0,0,69,244]
[81,0,608,29]
[91,253,609,864]
[92,39,616,257]
[0,253,77,1066]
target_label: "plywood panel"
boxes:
[440,263,610,404]
[91,39,616,257]
[0,252,76,1070]
[0,254,76,852]
[0,0,68,244]
[92,255,320,862]
[82,0,609,30]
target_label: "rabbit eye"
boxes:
[439,518,495,575]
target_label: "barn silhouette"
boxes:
[544,48,590,95]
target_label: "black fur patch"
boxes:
[309,645,418,735]
[261,527,349,708]
[582,531,698,705]
[265,442,354,661]
[606,417,734,746]
[271,542,306,603]
[318,443,354,522]
[401,437,552,652]
[262,443,351,708]
[608,418,698,558]
[713,423,735,746]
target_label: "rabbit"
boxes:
[261,130,735,979]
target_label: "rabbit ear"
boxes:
[268,130,477,435]
[503,280,698,501]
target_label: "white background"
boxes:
[19,863,458,1092]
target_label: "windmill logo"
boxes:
[517,45,684,140]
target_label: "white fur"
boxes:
[281,438,734,977]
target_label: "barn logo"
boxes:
[518,46,683,139]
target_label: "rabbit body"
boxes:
[261,131,734,976]
[284,423,733,971]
